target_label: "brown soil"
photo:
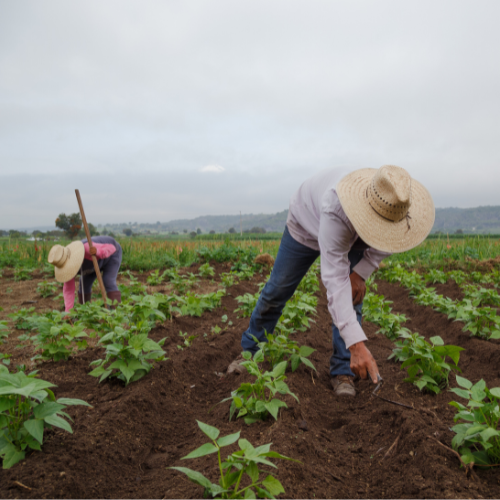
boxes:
[0,270,499,498]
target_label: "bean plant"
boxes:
[0,365,90,469]
[222,351,298,424]
[450,376,500,466]
[36,280,59,298]
[198,263,215,279]
[89,326,167,385]
[389,332,463,393]
[255,333,316,372]
[170,420,297,499]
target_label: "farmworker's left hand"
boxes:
[350,271,366,305]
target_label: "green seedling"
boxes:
[424,269,448,284]
[198,263,215,279]
[220,272,238,288]
[389,332,463,394]
[234,293,259,318]
[255,333,316,372]
[8,307,36,330]
[450,376,500,466]
[297,269,320,294]
[36,280,59,298]
[222,350,298,424]
[0,364,91,469]
[178,331,196,349]
[448,270,468,285]
[0,322,8,345]
[462,285,500,307]
[13,267,34,282]
[170,420,297,499]
[146,269,165,286]
[89,326,167,385]
[31,318,88,362]
[0,353,12,366]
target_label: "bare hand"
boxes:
[349,341,379,383]
[350,271,366,305]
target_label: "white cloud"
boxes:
[200,164,225,174]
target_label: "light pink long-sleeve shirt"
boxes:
[286,168,391,348]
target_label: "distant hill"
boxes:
[99,206,500,235]
[13,205,500,236]
[99,210,289,235]
[433,206,500,234]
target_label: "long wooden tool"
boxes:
[75,189,108,309]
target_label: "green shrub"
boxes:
[0,365,90,469]
[389,332,463,393]
[450,376,500,466]
[170,420,297,499]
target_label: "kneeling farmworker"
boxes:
[48,236,123,312]
[228,165,435,397]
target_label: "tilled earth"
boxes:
[1,264,500,498]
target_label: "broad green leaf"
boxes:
[244,487,257,499]
[415,379,427,390]
[455,375,473,390]
[44,414,73,433]
[430,336,444,346]
[197,420,220,441]
[264,399,287,420]
[450,388,471,400]
[253,350,264,363]
[217,431,240,448]
[239,438,256,457]
[300,357,316,372]
[169,467,214,489]
[290,355,300,372]
[0,399,16,413]
[246,461,259,484]
[480,427,499,442]
[489,387,500,398]
[465,424,485,436]
[56,398,91,407]
[34,401,65,419]
[182,443,218,459]
[262,475,285,497]
[2,447,25,469]
[24,419,44,444]
[298,345,315,357]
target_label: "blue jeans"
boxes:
[241,225,364,378]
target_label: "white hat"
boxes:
[337,165,435,253]
[48,241,85,283]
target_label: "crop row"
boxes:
[363,268,500,468]
[0,261,321,487]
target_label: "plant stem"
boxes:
[232,468,244,495]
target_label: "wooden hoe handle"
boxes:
[75,189,108,309]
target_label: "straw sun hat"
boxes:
[48,241,85,283]
[337,165,435,253]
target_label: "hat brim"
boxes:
[337,169,435,253]
[53,241,85,283]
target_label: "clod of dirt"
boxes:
[254,253,275,267]
[298,420,308,431]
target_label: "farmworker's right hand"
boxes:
[349,341,379,383]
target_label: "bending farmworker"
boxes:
[47,236,123,311]
[228,165,435,397]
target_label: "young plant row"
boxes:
[371,267,500,468]
[378,264,500,340]
[363,286,464,394]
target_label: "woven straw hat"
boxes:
[337,165,435,253]
[48,241,85,283]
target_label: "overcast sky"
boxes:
[1,0,499,229]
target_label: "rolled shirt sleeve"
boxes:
[318,209,368,349]
[352,248,392,281]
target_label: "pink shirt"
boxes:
[62,242,117,312]
[286,168,391,348]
